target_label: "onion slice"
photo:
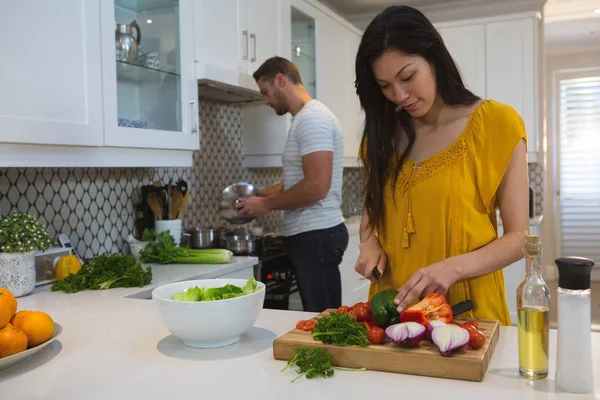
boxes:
[426,319,447,341]
[385,322,427,347]
[431,324,470,357]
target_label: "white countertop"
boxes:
[1,256,598,399]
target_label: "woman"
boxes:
[353,6,529,325]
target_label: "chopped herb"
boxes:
[281,346,367,383]
[311,312,370,347]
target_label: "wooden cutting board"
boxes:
[273,309,500,382]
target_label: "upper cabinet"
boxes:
[436,24,486,98]
[0,0,199,167]
[0,0,104,147]
[241,0,365,168]
[194,0,284,90]
[436,13,542,163]
[486,17,541,163]
[102,0,199,150]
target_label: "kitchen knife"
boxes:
[371,266,382,284]
[451,300,473,316]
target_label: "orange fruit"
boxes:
[0,288,17,317]
[10,311,54,348]
[0,323,28,358]
[9,310,31,330]
[0,301,11,329]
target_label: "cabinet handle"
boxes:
[250,33,256,62]
[242,30,249,60]
[190,100,199,134]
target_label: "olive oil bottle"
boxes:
[516,235,550,379]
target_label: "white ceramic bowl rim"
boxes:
[152,279,266,304]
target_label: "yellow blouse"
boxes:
[367,100,527,326]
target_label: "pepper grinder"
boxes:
[554,257,595,394]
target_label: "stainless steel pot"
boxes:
[181,227,220,249]
[219,182,260,225]
[225,234,263,256]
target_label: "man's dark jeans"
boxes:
[284,223,349,312]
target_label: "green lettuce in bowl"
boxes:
[171,277,260,302]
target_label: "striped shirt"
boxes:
[282,100,344,237]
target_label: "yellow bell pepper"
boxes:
[55,254,82,281]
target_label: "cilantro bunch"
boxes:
[51,253,152,293]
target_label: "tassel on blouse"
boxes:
[402,228,410,248]
[406,212,416,234]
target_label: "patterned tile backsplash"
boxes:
[0,101,364,259]
[0,99,543,258]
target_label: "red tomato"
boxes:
[462,324,486,349]
[295,319,316,331]
[368,326,386,345]
[350,305,370,322]
[462,320,479,329]
[337,306,351,314]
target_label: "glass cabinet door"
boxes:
[103,0,197,150]
[291,8,316,99]
[115,0,181,131]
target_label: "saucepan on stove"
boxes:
[224,234,263,256]
[181,227,221,249]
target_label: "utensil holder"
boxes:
[155,219,183,246]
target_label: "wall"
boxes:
[0,101,364,259]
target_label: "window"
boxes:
[558,76,600,262]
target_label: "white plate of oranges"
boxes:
[0,288,61,372]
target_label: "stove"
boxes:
[254,235,298,310]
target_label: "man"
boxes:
[236,56,348,312]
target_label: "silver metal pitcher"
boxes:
[115,20,141,62]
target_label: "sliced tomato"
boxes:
[295,319,316,331]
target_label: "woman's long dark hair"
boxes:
[355,5,480,236]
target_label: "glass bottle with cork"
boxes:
[516,234,550,379]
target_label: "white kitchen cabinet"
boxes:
[0,0,198,166]
[0,0,104,147]
[242,0,365,168]
[437,24,486,99]
[340,224,370,306]
[486,16,541,163]
[194,0,285,90]
[102,0,199,150]
[342,31,364,167]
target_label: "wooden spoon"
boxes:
[146,192,163,220]
[170,187,183,220]
[177,192,190,220]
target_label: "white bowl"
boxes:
[152,279,265,348]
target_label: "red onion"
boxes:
[426,320,447,341]
[385,322,427,347]
[431,324,470,356]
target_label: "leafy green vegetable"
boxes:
[171,277,260,301]
[281,347,366,383]
[140,230,232,264]
[51,254,152,293]
[139,230,188,264]
[281,347,334,383]
[311,312,370,347]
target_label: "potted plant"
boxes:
[0,211,54,297]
